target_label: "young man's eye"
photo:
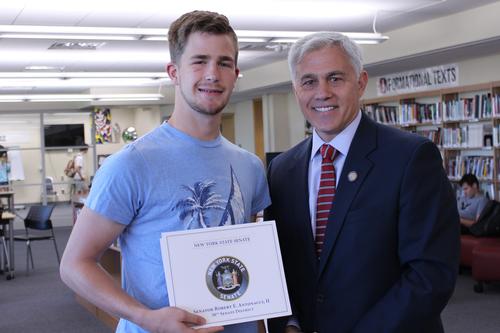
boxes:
[219,62,233,68]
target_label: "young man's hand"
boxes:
[138,306,224,333]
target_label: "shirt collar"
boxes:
[310,110,362,160]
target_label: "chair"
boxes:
[44,177,58,202]
[471,238,500,293]
[14,204,60,274]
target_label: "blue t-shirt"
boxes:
[86,123,271,333]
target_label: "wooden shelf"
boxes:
[362,80,500,199]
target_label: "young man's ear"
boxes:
[234,67,240,83]
[166,63,178,85]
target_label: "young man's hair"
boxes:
[168,10,238,65]
[459,173,479,187]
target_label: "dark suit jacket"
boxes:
[266,114,460,333]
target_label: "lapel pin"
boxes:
[347,171,358,182]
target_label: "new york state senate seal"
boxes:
[206,256,249,301]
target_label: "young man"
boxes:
[60,11,270,333]
[457,173,489,229]
[266,32,460,333]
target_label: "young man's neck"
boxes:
[168,108,222,141]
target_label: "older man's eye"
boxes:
[302,80,315,87]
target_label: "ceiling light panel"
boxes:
[0,25,167,36]
[0,78,170,88]
[0,25,388,45]
[24,65,65,71]
[0,51,170,64]
[0,72,168,78]
[0,93,163,102]
[0,33,136,41]
[49,42,107,50]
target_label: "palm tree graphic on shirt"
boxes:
[173,180,225,229]
[174,166,245,229]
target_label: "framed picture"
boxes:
[97,154,111,169]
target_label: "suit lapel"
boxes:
[286,137,318,265]
[318,115,377,275]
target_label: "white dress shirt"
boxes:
[308,111,362,238]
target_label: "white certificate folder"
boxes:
[160,221,291,328]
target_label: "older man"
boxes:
[266,32,460,333]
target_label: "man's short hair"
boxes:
[459,173,479,187]
[168,10,238,65]
[288,31,363,82]
[79,144,89,153]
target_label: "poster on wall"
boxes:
[377,63,459,96]
[94,107,112,144]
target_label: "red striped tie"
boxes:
[315,144,338,257]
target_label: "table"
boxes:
[0,191,15,280]
[1,211,15,280]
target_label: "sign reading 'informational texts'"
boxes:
[377,63,459,96]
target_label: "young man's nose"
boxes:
[204,63,220,82]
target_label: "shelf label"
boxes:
[377,63,459,96]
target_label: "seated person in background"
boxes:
[457,173,489,232]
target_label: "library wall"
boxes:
[44,112,94,204]
[259,92,307,153]
[362,2,500,66]
[262,94,289,153]
[133,106,162,138]
[1,114,44,204]
[286,92,308,147]
[231,100,256,153]
[0,112,93,204]
[364,53,500,100]
[0,106,163,206]
[231,2,500,103]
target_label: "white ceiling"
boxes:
[0,0,499,102]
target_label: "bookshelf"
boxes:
[362,81,500,199]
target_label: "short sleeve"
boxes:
[85,146,147,225]
[250,157,271,215]
[477,196,489,218]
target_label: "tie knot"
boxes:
[320,144,337,161]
